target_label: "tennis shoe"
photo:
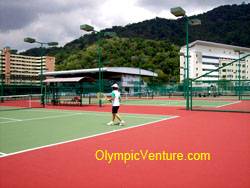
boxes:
[119,120,125,126]
[107,121,114,126]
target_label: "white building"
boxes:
[180,40,250,82]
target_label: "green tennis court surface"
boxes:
[0,108,174,156]
[121,99,237,107]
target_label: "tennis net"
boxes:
[77,91,154,105]
[121,91,154,101]
[0,94,44,111]
[44,91,154,106]
[94,91,153,104]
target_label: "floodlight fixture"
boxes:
[24,37,36,43]
[80,24,95,32]
[170,7,186,17]
[48,42,59,46]
[189,19,201,26]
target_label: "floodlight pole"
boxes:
[80,25,117,107]
[234,50,243,100]
[97,31,102,106]
[170,7,201,110]
[80,25,102,107]
[238,52,241,100]
[24,38,58,105]
[0,49,3,98]
[237,51,244,100]
[152,70,155,98]
[39,43,44,104]
[179,52,187,99]
[185,16,190,110]
[139,62,142,98]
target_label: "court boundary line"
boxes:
[215,101,241,108]
[0,118,22,124]
[0,111,168,125]
[0,152,7,156]
[0,113,83,124]
[0,115,179,158]
[24,108,169,118]
[0,117,22,122]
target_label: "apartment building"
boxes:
[0,47,55,85]
[180,40,250,82]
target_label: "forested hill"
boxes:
[64,3,250,49]
[21,3,250,83]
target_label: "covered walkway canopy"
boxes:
[43,76,96,106]
[43,67,158,94]
[43,76,95,83]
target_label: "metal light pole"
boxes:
[0,49,3,98]
[139,61,142,98]
[24,37,58,105]
[151,69,155,98]
[179,52,187,98]
[170,7,201,110]
[234,50,244,100]
[80,24,102,107]
[80,24,116,107]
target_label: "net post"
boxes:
[89,94,91,104]
[29,94,32,108]
[80,93,83,106]
[190,80,193,110]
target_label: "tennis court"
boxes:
[0,104,249,188]
[0,96,250,188]
[0,108,176,156]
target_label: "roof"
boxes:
[181,40,250,52]
[43,77,95,83]
[43,67,158,77]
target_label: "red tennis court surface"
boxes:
[0,105,250,188]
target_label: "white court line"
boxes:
[0,117,22,121]
[16,108,168,118]
[0,111,167,125]
[0,117,22,123]
[216,101,241,108]
[0,116,179,158]
[0,152,7,156]
[0,113,82,124]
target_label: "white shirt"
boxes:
[111,90,121,106]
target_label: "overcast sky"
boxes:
[0,0,248,51]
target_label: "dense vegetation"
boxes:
[58,38,179,83]
[21,3,250,83]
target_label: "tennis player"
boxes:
[107,83,125,126]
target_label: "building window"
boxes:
[202,68,218,72]
[202,55,220,60]
[202,62,219,67]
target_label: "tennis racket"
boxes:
[96,92,112,103]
